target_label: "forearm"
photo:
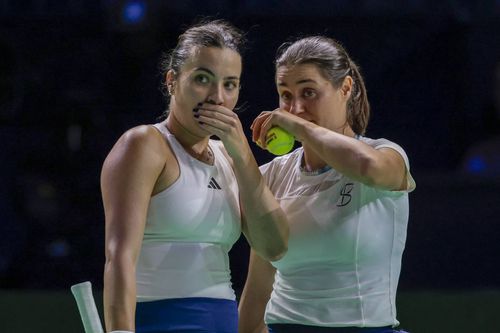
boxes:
[242,207,288,262]
[239,288,268,333]
[231,152,288,261]
[238,250,275,333]
[296,122,376,183]
[103,258,137,332]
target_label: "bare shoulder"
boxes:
[102,125,168,179]
[115,125,166,153]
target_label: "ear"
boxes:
[166,70,177,95]
[340,76,353,99]
[166,69,177,84]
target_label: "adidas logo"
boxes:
[207,177,222,190]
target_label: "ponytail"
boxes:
[347,60,370,135]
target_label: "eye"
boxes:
[280,91,292,103]
[224,80,239,91]
[194,74,210,85]
[303,89,317,99]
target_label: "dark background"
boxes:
[1,0,499,297]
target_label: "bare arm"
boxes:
[239,250,276,333]
[230,148,288,262]
[197,104,289,261]
[297,122,406,190]
[101,126,166,331]
[253,110,408,191]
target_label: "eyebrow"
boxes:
[194,67,240,81]
[277,78,317,87]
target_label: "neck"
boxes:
[301,147,328,172]
[165,111,210,156]
[335,123,356,138]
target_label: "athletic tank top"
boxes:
[136,124,241,302]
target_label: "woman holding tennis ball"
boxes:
[101,20,288,333]
[240,36,415,333]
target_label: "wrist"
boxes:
[110,331,134,333]
[230,146,253,167]
[293,119,315,142]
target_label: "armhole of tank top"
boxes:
[149,124,182,197]
[210,140,234,171]
[209,140,223,158]
[150,123,178,157]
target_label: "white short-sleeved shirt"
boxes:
[260,137,415,327]
[135,124,241,302]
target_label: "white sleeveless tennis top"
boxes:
[261,137,416,327]
[136,124,241,302]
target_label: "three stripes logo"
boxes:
[207,177,222,190]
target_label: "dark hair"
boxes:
[275,36,370,135]
[159,19,245,98]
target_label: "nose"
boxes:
[206,83,224,105]
[289,98,305,115]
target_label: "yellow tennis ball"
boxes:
[265,127,295,156]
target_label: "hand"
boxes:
[195,103,250,162]
[250,108,306,149]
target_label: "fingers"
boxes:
[197,120,223,138]
[197,110,237,129]
[250,111,273,144]
[198,103,235,118]
[259,116,275,149]
[195,103,241,137]
[252,108,286,148]
[196,103,253,160]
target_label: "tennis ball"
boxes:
[265,127,295,156]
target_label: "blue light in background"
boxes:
[122,0,146,24]
[47,240,70,258]
[467,156,487,173]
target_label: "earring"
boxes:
[168,84,174,95]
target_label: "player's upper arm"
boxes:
[101,125,166,262]
[365,147,408,191]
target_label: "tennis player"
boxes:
[239,36,415,333]
[101,20,288,333]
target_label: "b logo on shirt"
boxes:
[337,183,354,207]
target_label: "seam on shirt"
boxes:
[354,196,365,326]
[389,203,397,324]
